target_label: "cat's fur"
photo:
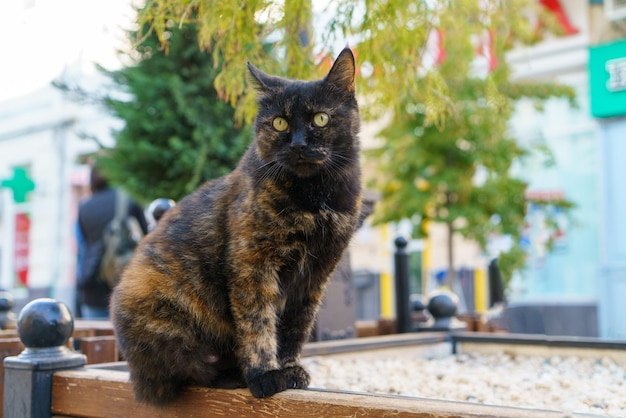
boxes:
[110,48,362,406]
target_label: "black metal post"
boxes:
[148,198,176,223]
[0,290,15,329]
[394,236,411,333]
[3,298,86,418]
[488,257,506,307]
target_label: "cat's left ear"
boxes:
[247,62,284,95]
[324,48,356,94]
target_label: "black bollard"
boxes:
[148,198,176,223]
[427,291,459,329]
[488,257,506,307]
[394,236,411,333]
[0,290,16,329]
[416,290,467,332]
[3,298,86,418]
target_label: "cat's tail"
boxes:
[129,369,184,407]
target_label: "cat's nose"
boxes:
[290,132,307,152]
[290,142,307,152]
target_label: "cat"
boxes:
[110,47,362,406]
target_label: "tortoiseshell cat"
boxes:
[110,48,361,406]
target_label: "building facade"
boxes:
[504,0,626,338]
[0,82,116,310]
[1,0,625,339]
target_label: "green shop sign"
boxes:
[589,39,626,118]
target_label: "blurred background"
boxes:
[1,0,625,339]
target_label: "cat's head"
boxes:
[248,48,360,179]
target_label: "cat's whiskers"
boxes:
[255,159,277,171]
[255,160,285,186]
[322,160,351,185]
[328,150,357,165]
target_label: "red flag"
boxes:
[540,0,579,35]
[14,213,30,287]
[424,28,446,68]
[476,29,498,73]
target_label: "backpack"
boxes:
[99,191,144,288]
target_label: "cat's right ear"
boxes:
[247,62,284,96]
[324,48,356,94]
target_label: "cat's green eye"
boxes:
[272,117,289,132]
[313,112,329,127]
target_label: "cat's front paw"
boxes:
[282,365,310,389]
[248,370,288,398]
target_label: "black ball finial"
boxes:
[0,290,16,329]
[148,198,176,222]
[17,298,74,348]
[0,290,14,312]
[394,236,408,249]
[427,291,459,319]
[409,294,426,312]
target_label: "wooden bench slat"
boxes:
[51,368,570,418]
[78,335,119,364]
[73,320,115,337]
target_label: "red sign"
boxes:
[14,213,30,287]
[539,0,579,35]
[525,189,565,201]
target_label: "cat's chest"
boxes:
[283,176,359,214]
[241,175,360,257]
[284,207,349,236]
[254,200,356,260]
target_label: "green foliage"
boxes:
[497,244,527,288]
[86,21,250,203]
[136,0,572,125]
[137,0,316,123]
[77,0,579,284]
[364,2,576,285]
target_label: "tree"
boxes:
[365,6,576,287]
[58,19,251,203]
[135,0,569,124]
[370,82,574,287]
[104,0,577,283]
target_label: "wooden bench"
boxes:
[50,366,568,418]
[6,298,620,418]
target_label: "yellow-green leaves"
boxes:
[136,0,571,128]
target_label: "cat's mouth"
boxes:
[295,158,323,168]
[283,156,326,177]
[296,156,324,165]
[276,148,328,177]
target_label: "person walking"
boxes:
[76,166,148,319]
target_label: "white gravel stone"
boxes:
[302,347,626,417]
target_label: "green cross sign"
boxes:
[1,167,35,203]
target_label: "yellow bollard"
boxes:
[474,268,488,313]
[379,224,394,318]
[379,271,394,318]
[420,220,431,295]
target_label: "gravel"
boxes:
[302,346,626,417]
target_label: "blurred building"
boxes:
[353,0,626,339]
[0,79,117,310]
[1,0,625,340]
[492,0,626,338]
[0,0,134,311]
